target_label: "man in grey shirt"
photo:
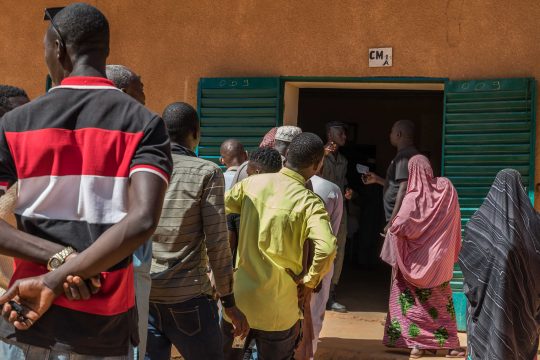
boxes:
[321,121,351,313]
[364,120,418,230]
[147,102,248,360]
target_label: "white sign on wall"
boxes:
[369,47,392,67]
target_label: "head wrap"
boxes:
[381,155,461,288]
[275,126,302,143]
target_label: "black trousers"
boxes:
[222,320,300,360]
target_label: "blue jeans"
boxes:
[0,338,127,360]
[130,241,152,360]
[145,296,223,360]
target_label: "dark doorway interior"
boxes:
[297,88,444,307]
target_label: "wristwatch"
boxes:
[47,246,76,271]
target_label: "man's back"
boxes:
[0,77,171,355]
[150,147,231,303]
[226,168,335,332]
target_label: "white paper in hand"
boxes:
[356,164,369,174]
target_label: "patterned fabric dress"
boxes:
[381,155,462,350]
[383,271,461,350]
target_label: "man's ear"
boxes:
[219,157,225,165]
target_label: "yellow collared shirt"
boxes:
[225,167,337,331]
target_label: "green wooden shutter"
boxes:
[197,77,281,165]
[442,78,536,330]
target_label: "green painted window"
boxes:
[442,77,536,330]
[197,77,281,166]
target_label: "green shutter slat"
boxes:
[442,79,535,332]
[445,133,530,145]
[447,100,530,113]
[445,144,530,154]
[200,117,277,127]
[198,146,259,157]
[444,165,529,176]
[453,187,491,197]
[446,112,530,124]
[198,78,280,163]
[202,127,270,137]
[200,137,263,147]
[202,88,277,98]
[446,90,528,102]
[445,154,529,165]
[448,176,529,187]
[201,98,278,107]
[446,121,530,133]
[201,107,276,117]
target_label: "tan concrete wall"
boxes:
[2,0,540,204]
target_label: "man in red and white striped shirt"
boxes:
[0,4,172,359]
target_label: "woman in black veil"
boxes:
[459,169,540,360]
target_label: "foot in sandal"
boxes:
[446,348,466,358]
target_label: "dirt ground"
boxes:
[171,266,538,359]
[314,266,468,360]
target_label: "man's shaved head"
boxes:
[394,119,415,139]
[390,119,416,147]
[220,139,247,168]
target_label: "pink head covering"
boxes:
[381,155,461,288]
[259,127,278,148]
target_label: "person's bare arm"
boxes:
[0,172,166,329]
[363,172,385,186]
[0,220,66,265]
[384,180,408,232]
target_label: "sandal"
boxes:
[446,348,466,358]
[410,347,436,358]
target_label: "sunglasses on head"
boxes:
[44,8,66,49]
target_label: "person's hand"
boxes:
[383,222,391,234]
[344,187,353,200]
[63,275,101,300]
[224,306,249,339]
[297,284,313,311]
[324,142,337,156]
[62,253,101,300]
[362,172,384,185]
[285,268,313,310]
[0,274,57,330]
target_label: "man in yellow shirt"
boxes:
[222,133,337,360]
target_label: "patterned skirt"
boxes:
[383,271,461,350]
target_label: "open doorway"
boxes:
[296,86,445,311]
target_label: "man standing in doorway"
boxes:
[321,121,350,313]
[363,119,419,229]
[107,64,151,360]
[220,139,248,191]
[222,133,337,360]
[147,102,248,360]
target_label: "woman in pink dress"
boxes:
[381,155,465,358]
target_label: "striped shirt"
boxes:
[150,144,233,303]
[0,76,172,356]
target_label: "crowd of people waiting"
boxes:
[0,3,537,360]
